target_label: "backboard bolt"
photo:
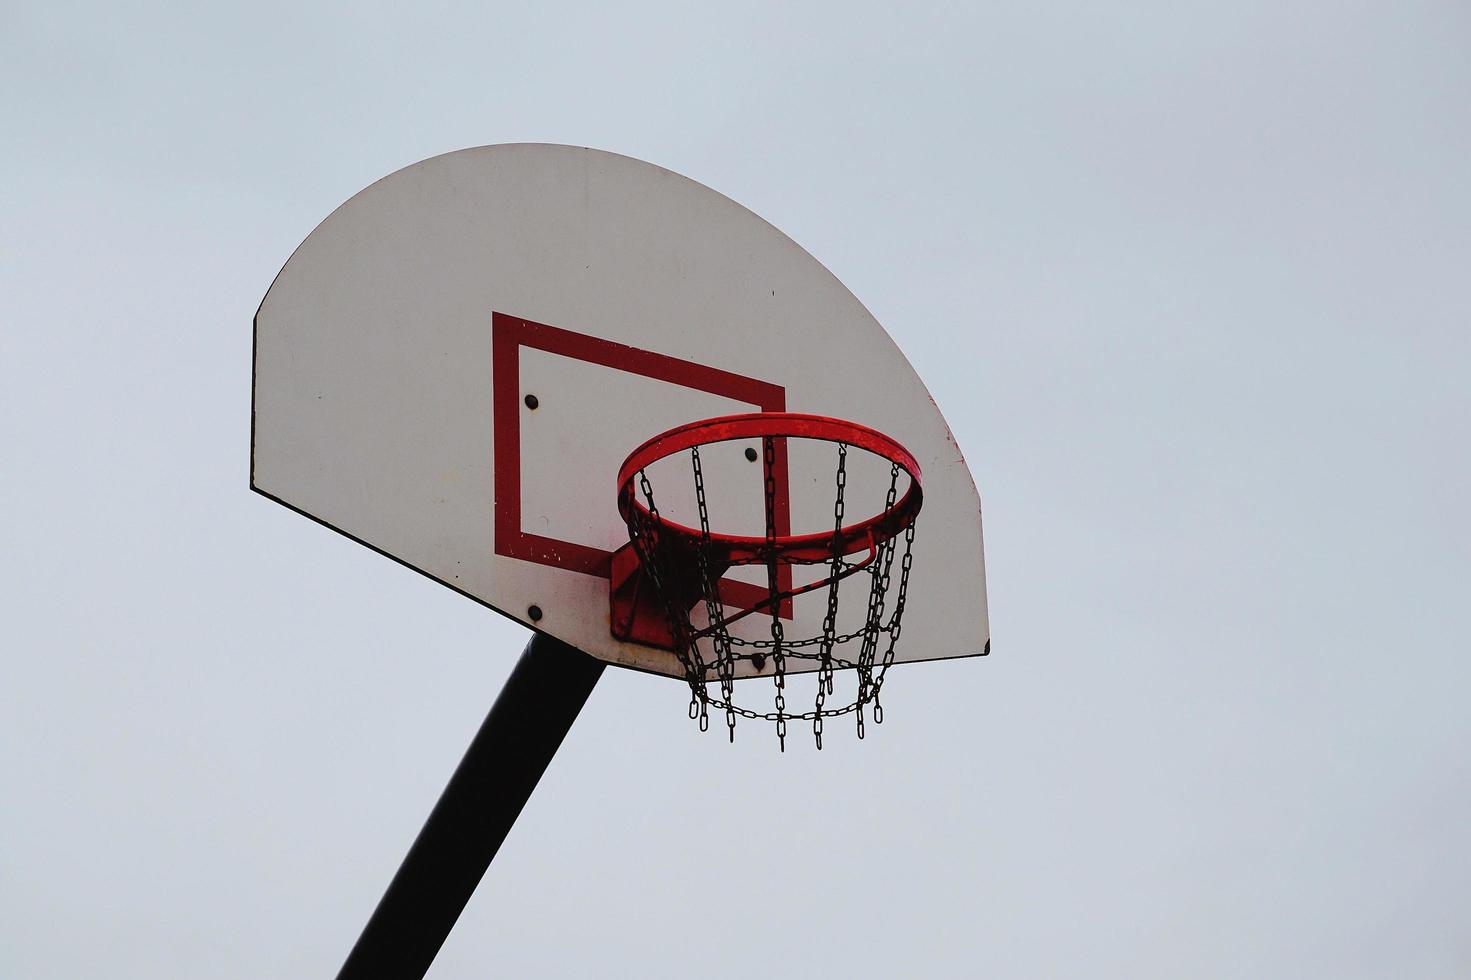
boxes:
[524,394,539,410]
[744,447,758,462]
[527,604,543,622]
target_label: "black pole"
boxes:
[335,632,605,980]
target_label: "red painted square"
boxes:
[492,311,790,610]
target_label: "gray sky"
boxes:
[4,2,1469,977]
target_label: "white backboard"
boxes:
[252,144,987,678]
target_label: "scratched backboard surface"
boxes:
[252,144,987,677]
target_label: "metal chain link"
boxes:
[812,443,847,749]
[630,469,706,728]
[690,446,737,742]
[762,435,787,750]
[872,517,917,725]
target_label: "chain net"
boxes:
[621,436,918,750]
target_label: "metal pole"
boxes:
[334,632,605,980]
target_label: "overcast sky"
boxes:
[4,2,1469,977]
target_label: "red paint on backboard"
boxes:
[491,312,791,608]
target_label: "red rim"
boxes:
[616,413,922,563]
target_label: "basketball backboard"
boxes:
[252,143,987,680]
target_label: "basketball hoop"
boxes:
[610,413,922,749]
